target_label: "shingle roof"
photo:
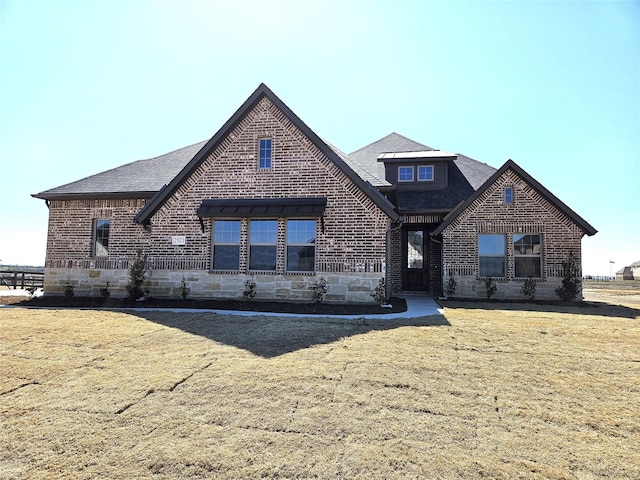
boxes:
[32,95,495,221]
[349,132,434,187]
[33,141,206,200]
[453,153,498,190]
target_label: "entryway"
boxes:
[402,227,430,292]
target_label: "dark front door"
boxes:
[402,228,429,291]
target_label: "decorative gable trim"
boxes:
[133,83,400,225]
[432,159,597,237]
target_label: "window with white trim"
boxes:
[398,166,414,182]
[417,165,434,181]
[286,219,316,272]
[513,234,542,278]
[249,219,278,271]
[94,219,110,256]
[478,234,505,277]
[212,220,241,271]
[258,138,272,169]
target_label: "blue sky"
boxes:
[1,0,638,276]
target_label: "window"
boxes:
[94,219,110,256]
[407,230,424,269]
[417,165,434,182]
[505,186,513,204]
[258,138,272,169]
[249,219,277,271]
[478,234,505,277]
[398,166,414,182]
[286,220,316,272]
[514,234,542,278]
[212,220,241,270]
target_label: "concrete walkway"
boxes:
[116,295,445,320]
[1,290,444,320]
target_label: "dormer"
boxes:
[377,150,457,189]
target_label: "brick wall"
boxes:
[41,97,392,303]
[441,168,587,300]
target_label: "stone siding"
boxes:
[44,268,383,304]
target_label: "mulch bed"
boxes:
[12,295,407,315]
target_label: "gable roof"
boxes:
[133,83,400,225]
[432,159,597,237]
[32,141,206,200]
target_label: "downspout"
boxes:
[430,233,444,298]
[385,217,404,300]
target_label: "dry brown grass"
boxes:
[1,288,638,479]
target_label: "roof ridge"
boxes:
[349,132,432,156]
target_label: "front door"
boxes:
[402,228,429,291]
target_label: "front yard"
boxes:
[1,288,638,479]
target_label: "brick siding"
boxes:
[42,97,391,303]
[441,168,587,300]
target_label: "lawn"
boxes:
[1,288,638,479]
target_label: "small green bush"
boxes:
[521,277,536,300]
[555,252,581,302]
[180,277,188,300]
[485,277,497,299]
[310,277,327,303]
[445,276,457,297]
[371,278,387,306]
[126,249,148,300]
[64,280,74,297]
[243,278,256,301]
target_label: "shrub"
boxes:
[180,277,188,300]
[555,252,581,302]
[126,249,148,300]
[445,276,457,297]
[25,285,39,298]
[310,276,327,303]
[243,278,256,301]
[371,278,387,306]
[64,280,74,297]
[485,277,497,299]
[521,277,536,300]
[100,282,111,299]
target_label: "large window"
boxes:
[249,219,278,271]
[513,234,542,278]
[213,220,241,270]
[286,220,316,272]
[478,234,505,277]
[258,138,272,169]
[94,219,110,256]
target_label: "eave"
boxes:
[31,191,157,201]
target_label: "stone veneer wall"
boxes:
[44,268,383,304]
[441,168,587,300]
